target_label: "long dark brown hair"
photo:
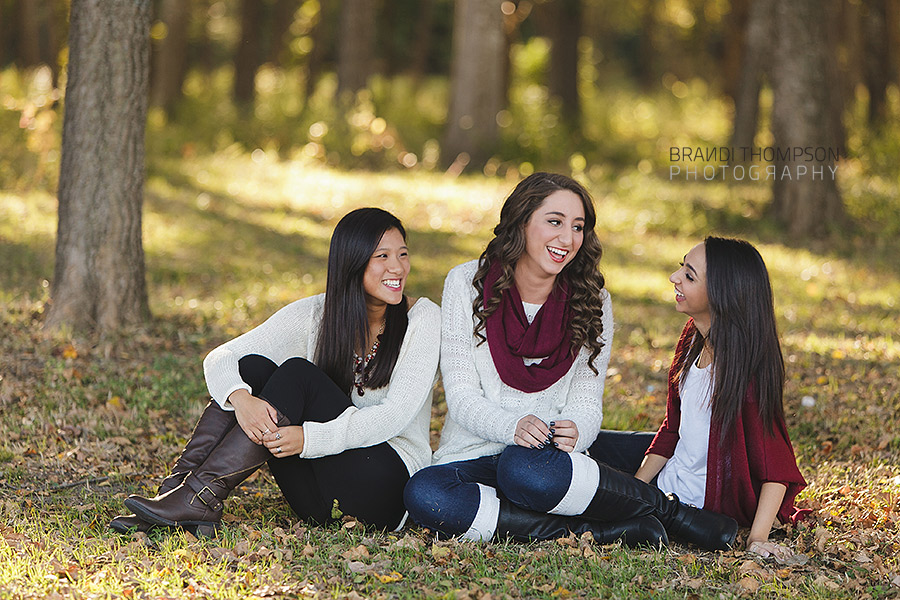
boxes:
[472,172,607,372]
[314,208,409,394]
[674,237,785,439]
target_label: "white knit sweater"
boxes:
[203,295,441,475]
[432,260,613,465]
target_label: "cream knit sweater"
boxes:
[432,260,613,465]
[203,294,441,475]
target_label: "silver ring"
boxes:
[263,429,271,435]
[275,432,282,440]
[276,446,282,453]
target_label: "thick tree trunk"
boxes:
[546,0,581,126]
[47,0,151,335]
[337,0,377,94]
[730,0,773,154]
[150,0,190,114]
[443,0,505,169]
[233,0,264,106]
[770,0,844,237]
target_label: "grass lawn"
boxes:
[1,155,899,599]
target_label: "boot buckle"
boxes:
[196,485,223,512]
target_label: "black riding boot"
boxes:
[582,462,737,551]
[497,501,668,548]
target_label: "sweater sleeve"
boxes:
[203,295,320,408]
[299,299,441,459]
[555,290,613,453]
[440,263,522,445]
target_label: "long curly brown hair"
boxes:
[472,172,607,373]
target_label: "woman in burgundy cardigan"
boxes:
[590,237,807,559]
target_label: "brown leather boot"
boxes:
[123,416,285,537]
[110,401,236,534]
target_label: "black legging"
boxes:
[238,354,409,530]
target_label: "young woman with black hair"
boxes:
[404,173,735,550]
[112,208,440,536]
[588,237,807,558]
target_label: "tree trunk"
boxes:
[409,0,435,79]
[862,0,890,123]
[47,0,151,334]
[337,0,377,95]
[730,0,774,154]
[721,0,749,101]
[150,0,190,114]
[546,0,581,126]
[233,0,264,106]
[443,0,505,169]
[770,0,844,237]
[267,0,299,66]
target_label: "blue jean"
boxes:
[404,445,575,537]
[587,429,656,475]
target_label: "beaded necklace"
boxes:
[352,319,385,396]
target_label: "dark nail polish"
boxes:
[549,421,556,427]
[549,428,556,434]
[537,443,544,449]
[531,444,536,449]
[554,442,559,447]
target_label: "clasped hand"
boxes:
[227,389,304,456]
[514,415,578,452]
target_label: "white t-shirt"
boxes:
[521,301,544,366]
[656,360,713,507]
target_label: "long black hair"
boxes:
[314,208,409,394]
[675,236,785,439]
[472,172,607,373]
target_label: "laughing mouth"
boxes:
[547,246,569,263]
[383,279,401,290]
[675,289,685,301]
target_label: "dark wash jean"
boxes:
[404,429,658,536]
[239,354,408,530]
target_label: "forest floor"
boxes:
[2,155,899,599]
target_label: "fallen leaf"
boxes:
[376,571,403,583]
[738,577,760,594]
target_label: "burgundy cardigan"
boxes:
[646,320,808,527]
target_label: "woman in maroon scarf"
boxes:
[404,173,736,550]
[589,237,807,559]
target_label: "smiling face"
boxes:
[362,227,410,308]
[516,189,585,281]
[670,242,710,330]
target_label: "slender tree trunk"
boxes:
[770,0,844,237]
[443,0,505,169]
[337,0,377,95]
[721,0,749,101]
[546,0,581,126]
[268,0,298,66]
[233,0,264,106]
[47,0,151,334]
[730,0,773,155]
[18,0,43,68]
[150,0,190,114]
[862,0,890,123]
[409,0,435,79]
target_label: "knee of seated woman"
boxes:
[496,446,572,512]
[403,468,453,515]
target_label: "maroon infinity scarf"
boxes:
[483,261,576,392]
